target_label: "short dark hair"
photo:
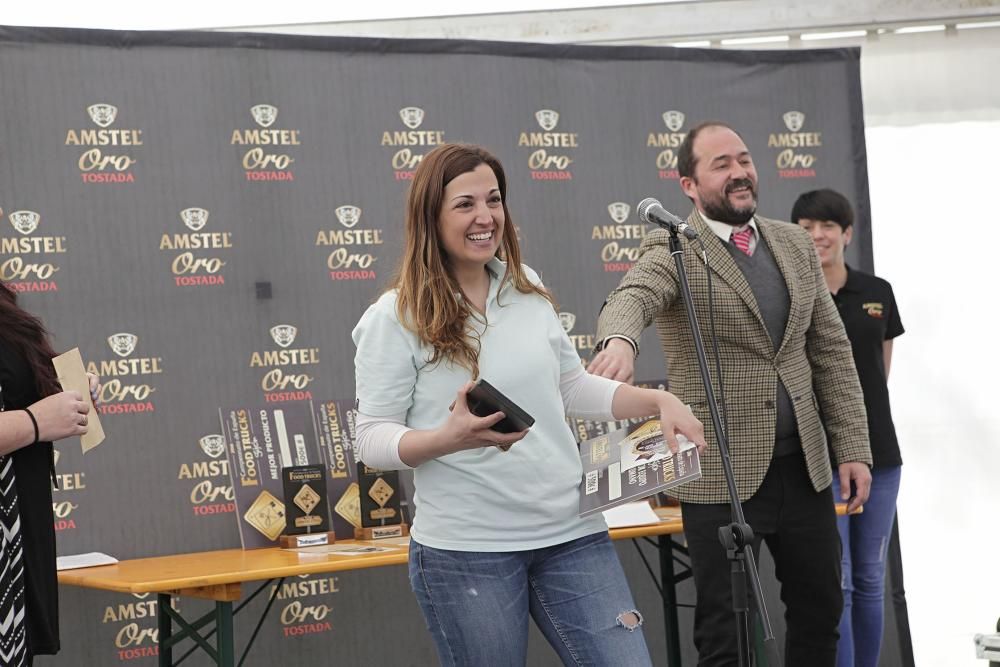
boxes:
[790,188,855,230]
[677,121,743,179]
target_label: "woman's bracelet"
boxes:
[23,408,39,445]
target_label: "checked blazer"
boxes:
[596,210,871,503]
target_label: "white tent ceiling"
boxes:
[2,0,999,39]
[1,0,672,31]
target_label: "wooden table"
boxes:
[59,510,686,667]
[60,504,852,666]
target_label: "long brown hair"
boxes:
[0,283,61,397]
[392,143,552,378]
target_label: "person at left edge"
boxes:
[0,281,100,666]
[352,143,706,667]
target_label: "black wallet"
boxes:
[466,379,535,434]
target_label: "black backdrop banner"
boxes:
[0,26,871,665]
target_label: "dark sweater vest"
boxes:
[726,232,799,457]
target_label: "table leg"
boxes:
[659,535,682,666]
[158,593,172,667]
[217,601,234,667]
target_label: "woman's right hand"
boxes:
[30,391,91,442]
[439,382,529,454]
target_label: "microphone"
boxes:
[637,198,698,240]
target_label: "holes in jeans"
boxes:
[616,610,643,632]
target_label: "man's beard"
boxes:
[700,178,757,226]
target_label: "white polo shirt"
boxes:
[352,260,608,551]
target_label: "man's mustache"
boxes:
[725,178,755,195]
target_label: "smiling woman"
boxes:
[390,144,547,379]
[435,163,506,304]
[350,142,706,666]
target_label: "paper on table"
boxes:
[52,347,105,453]
[602,501,662,529]
[56,552,118,571]
[291,544,397,555]
[362,536,410,547]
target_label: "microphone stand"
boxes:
[663,224,781,667]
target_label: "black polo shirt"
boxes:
[831,266,904,468]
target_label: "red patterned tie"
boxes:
[731,226,754,256]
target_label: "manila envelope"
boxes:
[52,348,105,453]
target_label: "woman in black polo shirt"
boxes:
[792,189,904,667]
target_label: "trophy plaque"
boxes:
[244,490,287,542]
[333,482,362,530]
[279,465,336,548]
[354,462,409,540]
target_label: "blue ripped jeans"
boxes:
[408,531,652,666]
[836,465,902,667]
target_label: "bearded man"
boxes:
[588,121,872,667]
